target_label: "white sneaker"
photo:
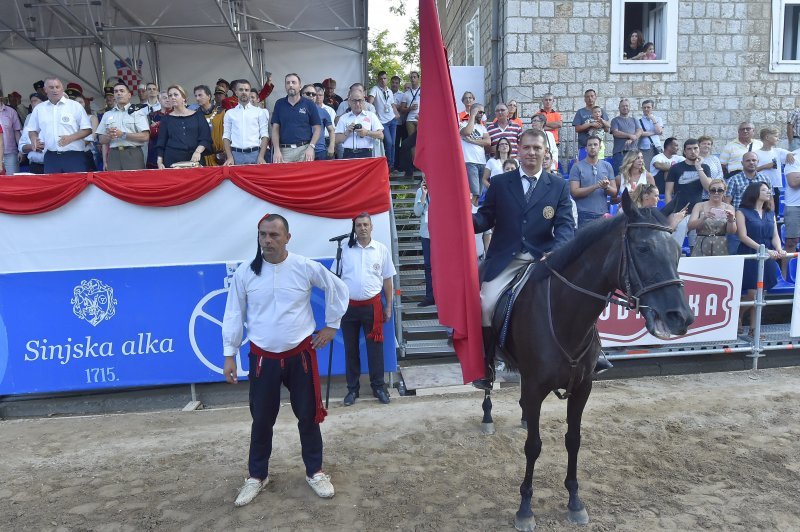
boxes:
[306,472,335,498]
[234,476,269,507]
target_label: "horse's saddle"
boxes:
[490,262,537,351]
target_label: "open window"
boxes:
[770,0,800,72]
[610,0,677,73]
[465,9,480,66]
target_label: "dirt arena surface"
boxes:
[2,367,799,532]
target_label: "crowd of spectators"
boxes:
[455,88,800,311]
[0,70,426,175]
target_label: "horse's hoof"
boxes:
[481,422,496,435]
[567,507,589,525]
[514,512,536,531]
[520,419,528,430]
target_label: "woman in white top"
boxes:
[614,150,654,203]
[481,137,513,189]
[754,126,796,213]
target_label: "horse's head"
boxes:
[620,190,694,339]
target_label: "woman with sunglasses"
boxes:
[506,100,524,127]
[687,178,736,256]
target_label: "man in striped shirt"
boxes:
[486,102,523,157]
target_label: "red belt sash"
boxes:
[250,336,327,423]
[349,293,384,342]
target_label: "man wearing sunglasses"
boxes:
[223,79,270,165]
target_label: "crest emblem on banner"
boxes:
[71,279,118,326]
[115,58,144,89]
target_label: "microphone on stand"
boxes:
[329,233,350,242]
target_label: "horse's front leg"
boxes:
[481,389,495,435]
[564,379,592,525]
[515,392,544,531]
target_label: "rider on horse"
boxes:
[472,129,612,390]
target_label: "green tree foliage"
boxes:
[401,8,420,68]
[368,30,405,82]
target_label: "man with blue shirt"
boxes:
[271,73,322,163]
[306,85,335,160]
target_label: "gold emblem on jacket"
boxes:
[543,206,554,219]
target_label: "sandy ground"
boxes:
[1,368,800,532]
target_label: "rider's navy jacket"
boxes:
[474,168,575,282]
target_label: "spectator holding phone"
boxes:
[687,178,737,256]
[665,138,711,246]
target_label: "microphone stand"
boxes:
[325,235,346,409]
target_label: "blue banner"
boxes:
[0,262,396,395]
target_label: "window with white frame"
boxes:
[770,0,800,72]
[610,0,677,73]
[465,9,480,66]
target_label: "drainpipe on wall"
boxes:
[490,0,501,109]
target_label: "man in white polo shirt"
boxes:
[782,156,800,277]
[223,79,270,165]
[459,102,491,204]
[368,71,400,169]
[339,213,396,406]
[335,88,384,159]
[96,82,150,170]
[26,76,92,173]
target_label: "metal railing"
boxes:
[606,248,799,369]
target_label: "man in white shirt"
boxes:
[26,76,92,173]
[338,213,396,406]
[222,213,349,506]
[18,93,45,173]
[400,71,421,137]
[96,83,150,170]
[223,79,270,165]
[783,158,800,276]
[459,102,491,203]
[368,71,400,170]
[335,88,384,159]
[650,137,684,192]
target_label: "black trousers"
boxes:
[247,351,323,479]
[341,305,385,394]
[421,237,434,301]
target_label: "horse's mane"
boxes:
[531,207,668,281]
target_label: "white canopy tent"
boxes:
[0,0,367,108]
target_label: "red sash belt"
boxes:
[349,293,384,343]
[250,336,327,424]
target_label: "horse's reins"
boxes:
[543,220,684,399]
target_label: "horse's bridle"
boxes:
[544,221,684,312]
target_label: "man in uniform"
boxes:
[334,88,384,159]
[96,82,150,170]
[222,213,349,506]
[339,213,396,406]
[472,129,576,389]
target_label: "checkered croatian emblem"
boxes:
[115,58,144,90]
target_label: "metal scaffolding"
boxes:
[0,0,367,93]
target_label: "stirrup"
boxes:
[594,352,614,375]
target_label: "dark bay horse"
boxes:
[490,192,694,531]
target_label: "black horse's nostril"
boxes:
[667,309,694,330]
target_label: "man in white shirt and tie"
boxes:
[222,79,270,165]
[222,213,349,506]
[26,76,92,174]
[338,213,396,406]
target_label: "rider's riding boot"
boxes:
[472,326,496,391]
[593,350,614,375]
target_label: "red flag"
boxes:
[416,0,483,383]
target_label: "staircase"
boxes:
[390,173,456,361]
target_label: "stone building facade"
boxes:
[441,0,800,159]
